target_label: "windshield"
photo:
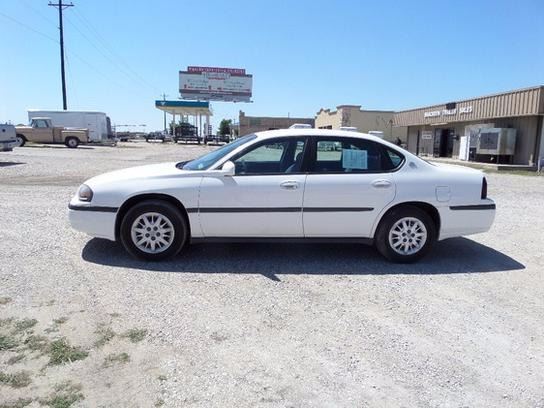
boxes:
[180,134,257,170]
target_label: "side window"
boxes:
[233,138,306,175]
[384,148,404,170]
[34,120,48,128]
[313,138,399,173]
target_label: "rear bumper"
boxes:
[438,199,496,240]
[1,139,17,151]
[68,201,117,241]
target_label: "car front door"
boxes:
[198,137,308,237]
[31,119,52,143]
[303,136,401,237]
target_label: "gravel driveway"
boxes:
[1,141,543,407]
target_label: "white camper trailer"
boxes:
[27,110,111,142]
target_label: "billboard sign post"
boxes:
[179,66,252,102]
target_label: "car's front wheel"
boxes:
[375,205,436,263]
[120,200,188,261]
[16,134,26,147]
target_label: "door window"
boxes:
[233,138,307,175]
[34,120,48,128]
[312,138,403,173]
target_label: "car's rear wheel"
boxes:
[16,134,26,147]
[65,137,79,148]
[120,200,187,260]
[375,205,436,263]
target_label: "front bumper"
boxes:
[68,199,117,241]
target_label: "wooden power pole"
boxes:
[48,1,74,110]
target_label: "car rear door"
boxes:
[302,136,398,237]
[198,137,308,237]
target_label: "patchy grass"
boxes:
[40,381,84,408]
[24,334,49,352]
[7,353,25,365]
[103,352,130,367]
[0,318,14,328]
[0,371,32,388]
[122,328,147,343]
[109,312,121,318]
[155,399,165,407]
[0,334,19,351]
[157,374,167,381]
[94,325,115,348]
[0,398,33,408]
[48,338,88,365]
[53,317,68,325]
[0,297,12,305]
[13,319,37,334]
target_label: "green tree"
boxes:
[218,119,232,136]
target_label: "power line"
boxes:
[48,1,74,110]
[70,8,161,93]
[0,10,58,43]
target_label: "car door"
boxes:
[198,137,308,237]
[303,136,401,237]
[31,119,52,143]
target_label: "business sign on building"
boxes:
[179,66,253,102]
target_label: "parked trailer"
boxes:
[27,110,112,142]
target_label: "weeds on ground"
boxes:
[13,319,37,334]
[24,334,49,352]
[0,318,14,328]
[7,354,25,365]
[157,374,167,381]
[0,297,12,305]
[103,352,130,367]
[94,325,115,348]
[48,338,88,365]
[0,371,32,388]
[0,398,33,408]
[53,317,68,325]
[122,328,147,343]
[40,381,84,408]
[0,334,19,351]
[155,399,165,407]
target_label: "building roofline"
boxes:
[396,85,544,114]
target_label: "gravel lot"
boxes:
[1,141,543,407]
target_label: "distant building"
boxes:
[394,85,544,166]
[239,111,315,136]
[315,105,407,143]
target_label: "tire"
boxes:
[120,200,188,261]
[65,137,79,148]
[16,134,26,147]
[375,205,436,263]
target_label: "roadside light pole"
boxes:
[49,1,74,110]
[160,93,168,132]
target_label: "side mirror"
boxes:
[220,160,235,177]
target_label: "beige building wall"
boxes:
[239,111,314,136]
[315,105,407,143]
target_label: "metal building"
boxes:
[394,85,544,166]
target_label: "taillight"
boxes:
[481,177,487,199]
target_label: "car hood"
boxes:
[84,162,197,187]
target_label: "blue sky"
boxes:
[1,0,543,132]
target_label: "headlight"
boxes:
[78,184,93,202]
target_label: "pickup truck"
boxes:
[1,124,18,151]
[15,117,89,148]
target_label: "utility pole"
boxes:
[160,93,168,132]
[48,1,74,110]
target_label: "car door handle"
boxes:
[280,180,299,190]
[371,179,392,188]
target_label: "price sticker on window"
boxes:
[342,149,368,170]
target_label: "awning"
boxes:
[154,100,213,116]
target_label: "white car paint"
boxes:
[69,129,495,249]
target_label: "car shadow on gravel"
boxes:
[81,237,524,281]
[0,161,25,167]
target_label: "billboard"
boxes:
[179,66,252,102]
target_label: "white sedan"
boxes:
[69,129,495,263]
